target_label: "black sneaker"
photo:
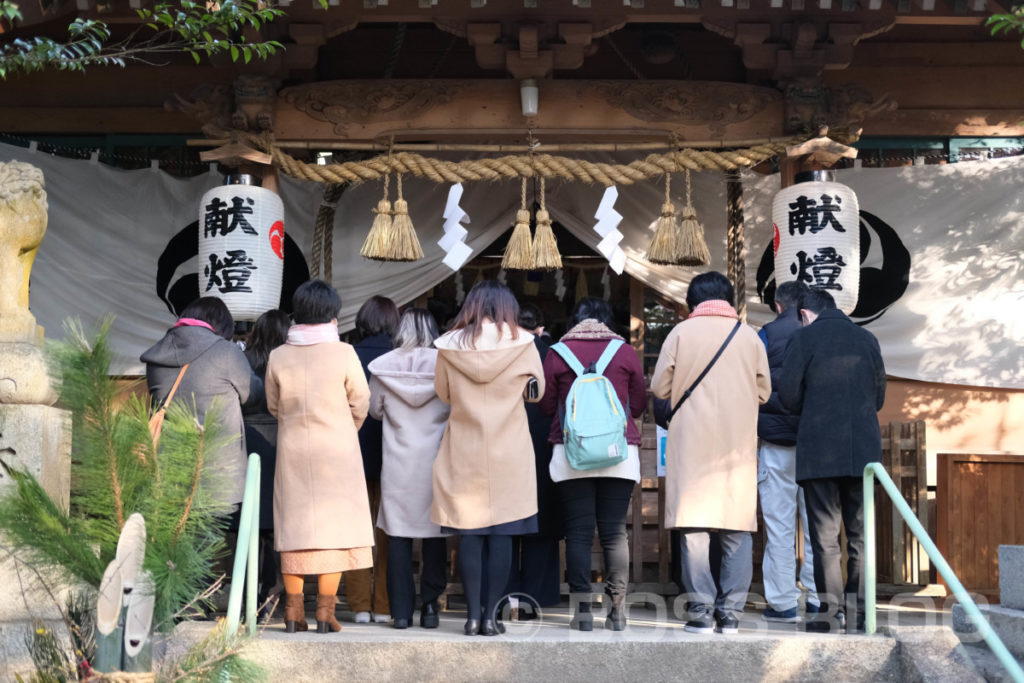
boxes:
[715,612,740,635]
[684,611,715,634]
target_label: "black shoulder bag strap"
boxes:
[667,320,742,423]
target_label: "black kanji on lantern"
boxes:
[204,249,258,293]
[203,196,258,237]
[788,194,846,235]
[789,247,847,290]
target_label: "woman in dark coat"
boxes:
[140,296,263,506]
[242,309,291,615]
[505,303,562,612]
[343,295,400,623]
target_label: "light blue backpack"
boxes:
[550,339,629,471]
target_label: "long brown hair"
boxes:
[450,280,520,348]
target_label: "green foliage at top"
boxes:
[987,6,1024,48]
[0,0,302,79]
[0,318,237,630]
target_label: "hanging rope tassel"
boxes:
[678,168,711,267]
[360,174,395,261]
[532,176,562,270]
[388,173,424,261]
[502,177,535,270]
[646,173,683,264]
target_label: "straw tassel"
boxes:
[646,173,683,265]
[502,178,535,270]
[678,169,711,266]
[388,174,424,261]
[360,174,395,261]
[532,177,562,270]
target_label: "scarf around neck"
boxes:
[688,300,739,319]
[173,317,215,332]
[561,318,623,342]
[287,323,339,346]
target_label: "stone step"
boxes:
[954,603,1024,661]
[166,609,982,683]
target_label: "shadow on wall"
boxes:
[883,378,1022,453]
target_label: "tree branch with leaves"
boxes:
[0,0,290,79]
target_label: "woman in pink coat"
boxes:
[266,280,373,634]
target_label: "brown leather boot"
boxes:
[316,594,342,633]
[284,593,308,633]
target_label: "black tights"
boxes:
[459,535,512,622]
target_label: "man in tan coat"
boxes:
[652,272,770,636]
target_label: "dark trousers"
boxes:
[506,536,562,607]
[802,477,865,624]
[386,536,448,621]
[559,477,635,598]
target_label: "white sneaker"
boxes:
[354,611,371,623]
[373,612,391,624]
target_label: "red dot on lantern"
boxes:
[270,221,285,259]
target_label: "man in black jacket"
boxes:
[779,289,886,633]
[756,281,820,624]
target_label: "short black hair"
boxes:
[518,303,544,331]
[355,295,400,338]
[180,296,234,340]
[292,279,342,325]
[686,271,735,309]
[774,280,809,312]
[568,297,614,329]
[801,288,837,315]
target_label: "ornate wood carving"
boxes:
[783,81,897,137]
[281,81,466,135]
[588,81,781,137]
[273,79,786,143]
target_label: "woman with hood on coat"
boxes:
[266,279,374,634]
[368,308,450,630]
[432,280,545,637]
[140,296,262,506]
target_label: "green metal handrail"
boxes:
[864,461,1024,682]
[226,452,260,638]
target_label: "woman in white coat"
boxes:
[368,308,451,630]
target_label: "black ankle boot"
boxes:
[606,594,626,631]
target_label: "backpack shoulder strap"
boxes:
[551,342,586,377]
[594,339,625,376]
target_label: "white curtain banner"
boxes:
[2,142,1021,388]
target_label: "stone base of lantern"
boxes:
[0,403,73,681]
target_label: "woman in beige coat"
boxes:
[432,280,544,637]
[368,308,451,630]
[266,280,374,634]
[652,271,770,636]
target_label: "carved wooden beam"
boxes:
[273,78,786,143]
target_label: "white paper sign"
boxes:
[437,224,468,251]
[442,240,473,270]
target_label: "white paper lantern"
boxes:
[772,180,860,314]
[198,183,285,322]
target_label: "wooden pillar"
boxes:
[725,171,747,322]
